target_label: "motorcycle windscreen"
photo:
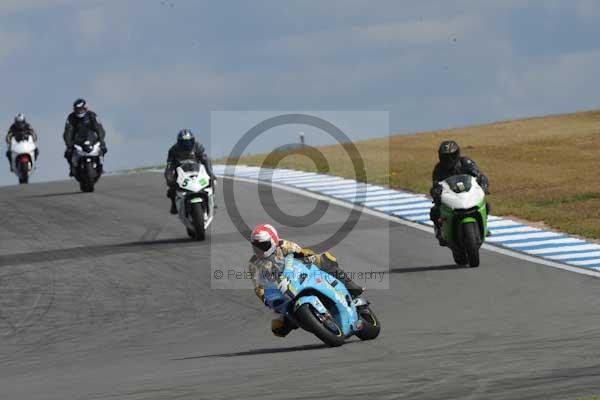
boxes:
[74,129,99,146]
[445,174,473,193]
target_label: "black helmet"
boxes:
[177,129,195,151]
[438,140,460,168]
[73,98,87,117]
[14,113,26,128]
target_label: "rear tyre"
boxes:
[190,203,206,241]
[295,304,345,347]
[463,222,481,268]
[452,248,468,266]
[354,307,381,341]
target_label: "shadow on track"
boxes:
[173,343,329,360]
[28,192,83,198]
[389,264,465,274]
[0,237,204,267]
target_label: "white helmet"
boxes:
[251,224,280,258]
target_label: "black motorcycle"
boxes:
[71,129,104,192]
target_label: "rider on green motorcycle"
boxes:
[247,223,364,337]
[429,140,490,245]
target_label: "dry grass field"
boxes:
[232,110,600,239]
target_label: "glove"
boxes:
[303,254,318,265]
[255,286,265,302]
[101,147,108,155]
[430,185,443,204]
[277,277,290,295]
[477,175,490,194]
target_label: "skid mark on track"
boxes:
[0,238,201,267]
[0,268,56,338]
[140,225,163,242]
[0,219,385,267]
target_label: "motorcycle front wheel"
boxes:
[354,306,381,341]
[295,304,345,347]
[190,202,206,241]
[18,160,29,184]
[463,222,481,268]
[78,162,96,192]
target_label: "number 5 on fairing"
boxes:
[174,160,216,241]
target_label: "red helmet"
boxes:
[251,224,279,258]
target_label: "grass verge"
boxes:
[229,110,600,240]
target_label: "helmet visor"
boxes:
[440,152,459,166]
[179,138,195,151]
[252,240,272,256]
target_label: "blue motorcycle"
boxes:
[262,254,381,347]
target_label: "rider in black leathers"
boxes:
[63,98,107,176]
[164,129,216,214]
[6,114,39,171]
[429,140,490,244]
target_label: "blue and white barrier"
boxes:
[215,165,600,272]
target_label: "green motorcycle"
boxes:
[439,174,488,268]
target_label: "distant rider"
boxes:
[429,140,490,244]
[247,223,365,337]
[63,98,107,176]
[5,113,39,171]
[164,129,216,214]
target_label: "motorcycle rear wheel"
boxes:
[452,248,468,266]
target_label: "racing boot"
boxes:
[434,219,447,246]
[6,151,13,172]
[318,252,365,299]
[344,279,365,299]
[167,187,177,214]
[271,316,297,337]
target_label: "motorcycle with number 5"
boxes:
[175,160,215,241]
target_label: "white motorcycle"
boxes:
[8,134,37,184]
[71,129,104,193]
[175,161,215,241]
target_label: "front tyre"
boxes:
[463,222,481,268]
[295,304,345,347]
[190,203,206,241]
[79,162,95,192]
[18,159,29,184]
[354,307,381,341]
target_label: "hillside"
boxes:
[234,110,600,239]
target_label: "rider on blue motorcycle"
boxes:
[247,223,364,337]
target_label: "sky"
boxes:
[1,0,600,185]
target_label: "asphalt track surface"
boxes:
[1,172,599,400]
